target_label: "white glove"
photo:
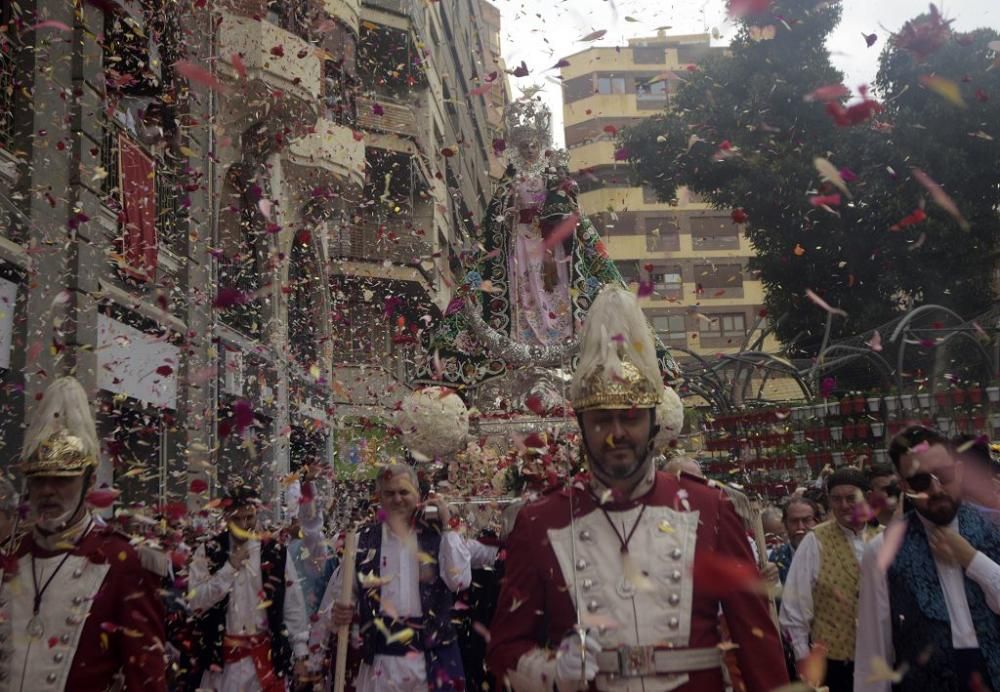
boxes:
[554,630,601,691]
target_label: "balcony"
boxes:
[329,221,431,266]
[324,0,361,31]
[285,117,366,188]
[356,95,420,140]
[217,13,322,128]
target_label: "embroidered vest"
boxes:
[194,533,293,680]
[887,507,1000,691]
[356,522,458,659]
[811,521,864,661]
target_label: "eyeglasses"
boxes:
[905,467,957,492]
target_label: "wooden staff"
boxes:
[750,502,780,628]
[333,530,358,692]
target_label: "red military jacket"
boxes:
[0,521,167,691]
[487,469,788,692]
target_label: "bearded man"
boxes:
[486,286,787,691]
[854,426,1000,692]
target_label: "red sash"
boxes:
[222,633,284,692]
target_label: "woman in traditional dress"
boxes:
[414,99,675,390]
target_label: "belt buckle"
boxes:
[618,645,654,677]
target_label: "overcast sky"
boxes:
[495,0,998,146]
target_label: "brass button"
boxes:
[668,617,680,629]
[670,548,682,560]
[670,570,682,583]
[587,600,600,613]
[71,596,84,606]
[66,616,81,626]
[669,593,681,606]
[71,568,83,578]
[580,530,592,541]
[47,673,58,683]
[582,579,593,591]
[60,634,70,644]
[54,652,64,663]
[576,559,588,571]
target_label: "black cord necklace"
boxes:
[26,518,92,639]
[597,503,648,554]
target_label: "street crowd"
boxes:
[3,286,1000,692]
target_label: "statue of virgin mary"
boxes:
[413,98,677,394]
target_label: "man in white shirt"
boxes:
[854,426,1000,692]
[189,486,311,690]
[309,464,474,691]
[779,467,879,692]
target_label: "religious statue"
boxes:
[413,98,677,395]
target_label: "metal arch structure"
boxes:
[808,344,897,390]
[667,303,999,414]
[886,304,996,387]
[721,351,813,405]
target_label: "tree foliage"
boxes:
[621,0,1000,354]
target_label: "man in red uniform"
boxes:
[486,287,788,691]
[0,376,167,691]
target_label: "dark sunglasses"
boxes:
[906,467,957,492]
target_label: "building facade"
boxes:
[560,33,777,363]
[0,0,505,509]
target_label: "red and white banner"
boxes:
[119,134,157,281]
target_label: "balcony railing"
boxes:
[329,222,431,266]
[0,37,13,150]
[217,255,264,340]
[100,123,184,254]
[355,95,419,140]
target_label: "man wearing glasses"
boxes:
[780,467,880,691]
[854,426,1000,692]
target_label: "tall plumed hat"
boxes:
[570,286,662,411]
[20,377,100,478]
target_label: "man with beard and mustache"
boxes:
[854,425,1000,692]
[0,377,167,691]
[486,286,787,692]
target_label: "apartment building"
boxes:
[560,33,777,362]
[0,0,505,507]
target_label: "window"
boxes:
[703,313,747,338]
[651,314,687,339]
[636,79,668,99]
[596,76,626,95]
[694,264,744,297]
[633,46,666,64]
[324,59,358,126]
[102,3,161,97]
[645,216,680,252]
[691,216,740,250]
[651,265,683,298]
[617,260,641,286]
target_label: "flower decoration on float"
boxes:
[397,386,470,461]
[654,385,685,451]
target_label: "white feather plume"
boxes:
[21,377,99,462]
[570,286,661,403]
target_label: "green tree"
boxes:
[622,1,1000,354]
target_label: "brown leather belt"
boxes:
[595,645,723,677]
